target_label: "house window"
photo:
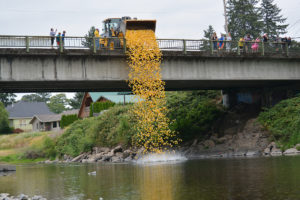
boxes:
[19,119,27,127]
[53,122,57,128]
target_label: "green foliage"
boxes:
[0,93,16,107]
[82,26,95,48]
[56,105,134,157]
[227,0,263,40]
[69,92,84,109]
[60,114,79,129]
[260,0,288,37]
[258,97,300,150]
[90,101,115,117]
[22,136,57,159]
[48,93,69,114]
[0,102,11,134]
[21,93,51,103]
[166,91,223,141]
[202,25,215,50]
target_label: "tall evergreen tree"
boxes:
[37,93,51,103]
[227,0,263,40]
[69,92,84,109]
[0,102,10,134]
[203,25,215,40]
[260,0,288,38]
[0,93,16,107]
[82,26,96,48]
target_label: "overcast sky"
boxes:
[1,0,299,99]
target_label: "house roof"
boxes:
[61,109,79,115]
[30,114,61,124]
[6,101,54,119]
[29,109,79,124]
[89,92,138,104]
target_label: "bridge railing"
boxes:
[0,35,299,56]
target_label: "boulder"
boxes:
[115,152,123,158]
[71,153,87,162]
[123,150,131,159]
[112,145,123,154]
[203,140,215,149]
[283,148,300,155]
[98,147,110,154]
[111,156,123,163]
[270,148,282,156]
[246,150,260,157]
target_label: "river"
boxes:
[1,156,300,200]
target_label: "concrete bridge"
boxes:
[0,36,300,92]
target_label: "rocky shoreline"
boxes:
[39,118,300,164]
[0,193,46,200]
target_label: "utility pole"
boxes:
[223,0,229,35]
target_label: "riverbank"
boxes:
[0,193,46,200]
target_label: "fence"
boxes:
[0,35,299,56]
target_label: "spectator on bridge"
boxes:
[94,28,100,50]
[251,37,260,53]
[244,34,252,53]
[218,34,225,50]
[287,37,292,48]
[263,34,268,43]
[62,31,66,46]
[211,32,218,51]
[56,32,61,47]
[281,37,288,51]
[238,37,244,52]
[226,32,232,52]
[50,28,57,48]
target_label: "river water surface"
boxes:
[1,156,300,200]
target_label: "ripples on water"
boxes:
[1,156,300,200]
[136,153,187,164]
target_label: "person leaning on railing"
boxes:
[226,32,232,52]
[50,28,57,48]
[211,32,218,51]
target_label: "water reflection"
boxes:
[0,157,300,200]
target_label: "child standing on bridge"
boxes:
[56,32,61,47]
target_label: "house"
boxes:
[78,92,137,118]
[30,109,79,132]
[6,101,54,132]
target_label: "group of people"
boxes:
[211,32,232,51]
[50,28,66,48]
[211,32,292,53]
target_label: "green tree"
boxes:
[48,94,69,114]
[227,0,263,40]
[82,26,95,48]
[202,25,215,50]
[0,93,16,107]
[69,92,84,109]
[21,94,43,102]
[203,25,215,40]
[37,93,51,103]
[260,0,288,38]
[0,102,10,133]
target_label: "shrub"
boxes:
[258,96,300,150]
[90,101,115,117]
[60,114,79,129]
[167,91,223,141]
[0,102,11,134]
[56,105,134,157]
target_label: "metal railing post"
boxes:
[183,39,187,54]
[25,36,29,52]
[210,40,213,54]
[237,42,240,55]
[286,42,289,56]
[123,38,126,53]
[262,41,264,56]
[60,36,63,53]
[93,37,96,53]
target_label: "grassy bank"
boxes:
[0,131,58,164]
[258,96,300,150]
